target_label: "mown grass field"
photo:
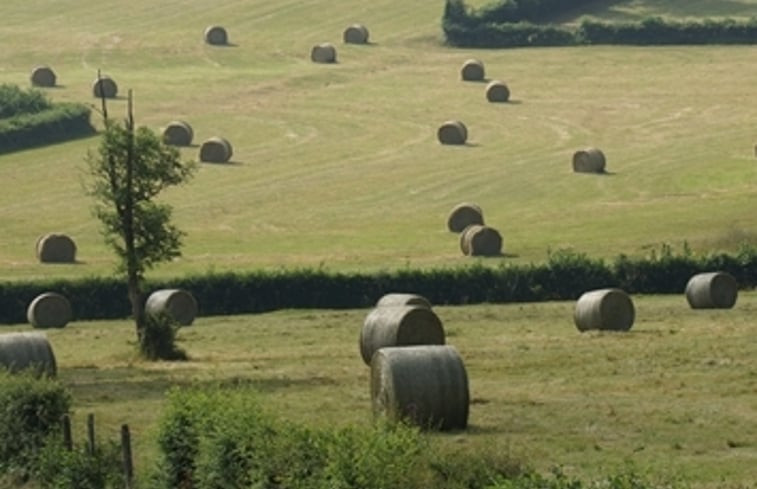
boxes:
[1,1,757,488]
[3,293,757,488]
[1,0,757,280]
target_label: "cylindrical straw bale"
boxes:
[311,43,337,63]
[460,59,485,81]
[359,305,444,365]
[145,289,198,326]
[204,25,228,45]
[30,66,56,87]
[162,120,194,146]
[199,136,233,163]
[572,148,606,173]
[460,224,502,256]
[574,288,635,332]
[343,24,370,44]
[447,202,484,233]
[371,345,469,430]
[36,233,76,263]
[376,293,432,310]
[685,272,738,309]
[27,292,72,329]
[0,332,57,377]
[92,76,118,99]
[438,120,467,145]
[485,80,510,102]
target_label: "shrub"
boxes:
[0,102,95,154]
[0,84,51,119]
[0,370,71,474]
[34,439,122,489]
[139,312,187,361]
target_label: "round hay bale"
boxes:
[36,233,76,263]
[343,24,370,44]
[447,202,484,233]
[371,345,469,430]
[30,65,56,87]
[162,120,194,146]
[145,289,198,326]
[204,25,228,45]
[572,148,606,173]
[485,80,510,102]
[92,76,118,99]
[359,305,445,366]
[574,288,635,332]
[459,224,502,257]
[0,332,57,377]
[685,271,738,309]
[311,42,337,63]
[27,292,72,329]
[199,136,233,163]
[438,120,467,145]
[375,293,432,310]
[460,58,485,81]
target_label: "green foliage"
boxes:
[0,102,95,154]
[442,0,757,47]
[0,371,71,474]
[485,467,666,489]
[0,83,51,119]
[34,439,122,489]
[140,312,187,361]
[1,244,757,323]
[87,122,197,278]
[429,445,526,489]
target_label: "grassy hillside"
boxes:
[1,0,756,283]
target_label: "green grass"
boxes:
[1,1,757,281]
[2,293,757,488]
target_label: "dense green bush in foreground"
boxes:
[1,244,755,324]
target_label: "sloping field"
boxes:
[1,0,756,281]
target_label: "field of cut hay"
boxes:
[0,1,756,280]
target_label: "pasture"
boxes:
[2,293,757,487]
[0,1,757,280]
[1,1,757,487]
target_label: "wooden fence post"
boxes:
[87,413,96,455]
[61,414,72,451]
[121,424,134,489]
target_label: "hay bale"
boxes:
[376,293,432,310]
[36,233,76,263]
[438,120,467,145]
[199,136,233,163]
[572,148,606,174]
[685,271,738,309]
[30,66,56,87]
[574,288,635,332]
[485,80,510,102]
[0,332,57,377]
[371,345,469,430]
[359,305,445,365]
[204,25,228,45]
[162,120,194,146]
[27,292,72,329]
[460,58,485,81]
[92,76,118,99]
[447,202,484,233]
[459,224,502,257]
[343,24,370,44]
[145,289,198,326]
[311,43,337,63]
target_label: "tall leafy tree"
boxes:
[86,88,196,358]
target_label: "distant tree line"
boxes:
[443,0,757,47]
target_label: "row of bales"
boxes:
[356,269,739,430]
[0,269,740,430]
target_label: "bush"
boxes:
[0,84,51,119]
[34,439,122,489]
[140,312,187,361]
[0,370,71,474]
[0,101,96,154]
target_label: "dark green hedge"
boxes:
[443,0,757,48]
[1,246,756,324]
[0,102,96,154]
